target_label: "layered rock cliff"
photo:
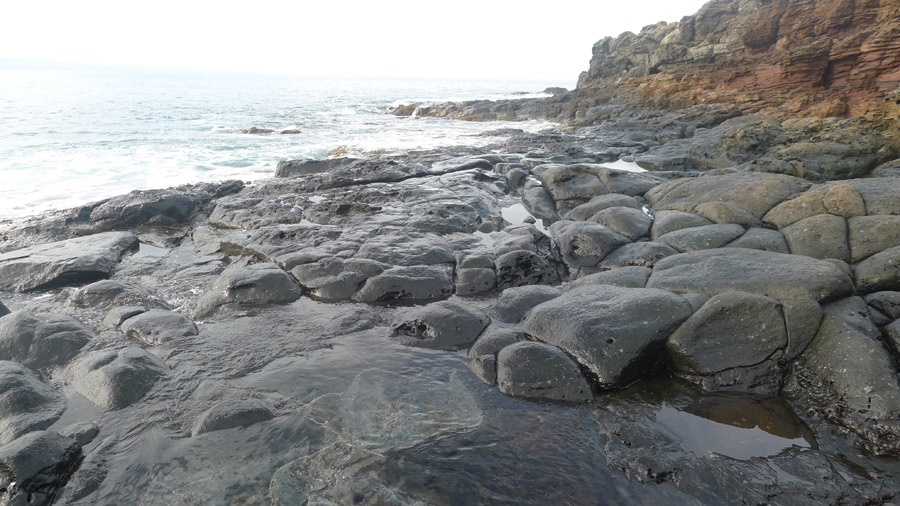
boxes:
[577,0,900,119]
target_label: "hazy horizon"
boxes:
[1,0,710,83]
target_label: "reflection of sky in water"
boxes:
[502,203,549,235]
[654,402,813,460]
[603,159,647,173]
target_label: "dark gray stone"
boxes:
[275,157,355,178]
[292,258,386,302]
[782,214,850,262]
[865,292,900,320]
[650,210,713,240]
[724,227,789,253]
[455,268,497,295]
[0,301,8,318]
[563,194,641,221]
[68,279,161,309]
[102,305,147,328]
[667,292,787,394]
[565,266,652,290]
[0,311,94,369]
[120,310,198,345]
[785,308,900,457]
[467,327,526,360]
[522,185,560,221]
[66,347,168,411]
[485,285,562,323]
[0,361,66,445]
[550,221,631,269]
[848,215,900,264]
[589,206,652,241]
[497,342,593,402]
[59,422,100,447]
[468,354,498,385]
[193,263,304,318]
[0,232,138,291]
[191,400,274,436]
[0,430,81,504]
[353,265,454,303]
[521,286,693,389]
[355,232,455,267]
[390,301,489,350]
[657,224,746,253]
[854,245,900,293]
[494,250,559,289]
[648,248,854,301]
[599,242,678,269]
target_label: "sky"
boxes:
[1,0,710,84]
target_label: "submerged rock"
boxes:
[0,232,138,291]
[0,311,94,369]
[66,347,168,411]
[191,400,274,436]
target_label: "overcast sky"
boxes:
[1,0,709,83]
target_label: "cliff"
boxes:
[577,0,900,119]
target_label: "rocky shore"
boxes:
[2,0,900,504]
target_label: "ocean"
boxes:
[0,67,564,218]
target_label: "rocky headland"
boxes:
[1,0,900,504]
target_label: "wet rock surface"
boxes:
[4,80,900,504]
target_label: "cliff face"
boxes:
[577,0,900,118]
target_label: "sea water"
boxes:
[0,66,562,218]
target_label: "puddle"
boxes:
[474,231,496,248]
[308,195,327,203]
[135,242,168,258]
[501,203,549,236]
[654,396,815,460]
[603,159,647,173]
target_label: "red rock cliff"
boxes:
[577,0,900,119]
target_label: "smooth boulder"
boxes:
[0,311,94,369]
[390,301,489,350]
[521,285,693,389]
[193,263,304,318]
[496,342,593,403]
[353,265,454,303]
[485,285,562,323]
[648,248,854,301]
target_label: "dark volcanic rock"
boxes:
[120,309,198,345]
[0,312,94,369]
[589,206,652,241]
[494,250,559,289]
[89,181,244,231]
[854,245,900,293]
[0,430,81,506]
[522,285,693,389]
[275,157,356,178]
[781,214,850,261]
[649,210,713,240]
[390,301,489,350]
[785,304,900,457]
[0,232,138,291]
[291,258,386,302]
[565,266,652,290]
[667,292,798,394]
[193,263,304,318]
[657,223,745,253]
[68,279,163,310]
[0,301,8,318]
[562,194,641,221]
[353,265,454,303]
[496,341,593,403]
[648,248,854,301]
[484,285,562,324]
[724,227,788,253]
[65,347,168,411]
[599,242,678,269]
[866,292,900,320]
[0,361,66,445]
[550,220,631,269]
